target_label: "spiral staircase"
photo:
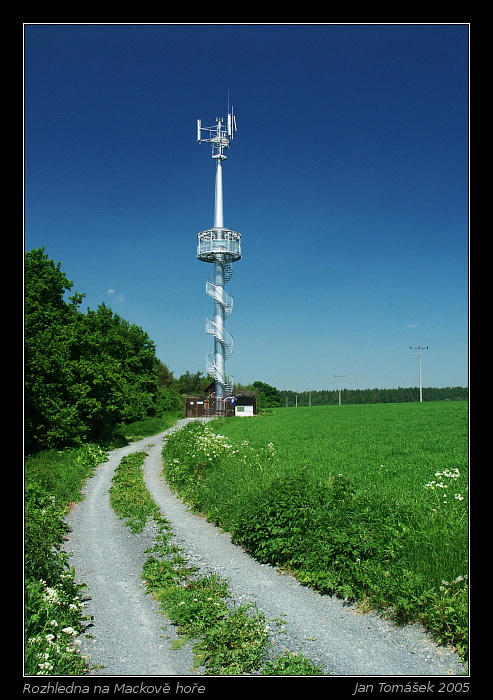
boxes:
[205,266,234,395]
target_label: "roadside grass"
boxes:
[161,402,468,661]
[24,444,107,675]
[109,451,162,532]
[110,450,326,675]
[23,411,180,675]
[121,413,182,442]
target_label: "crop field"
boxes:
[216,401,467,501]
[162,401,469,659]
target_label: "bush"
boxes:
[232,472,331,565]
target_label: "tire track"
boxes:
[143,426,465,677]
[65,420,465,677]
[64,427,198,676]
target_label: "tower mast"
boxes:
[197,111,241,405]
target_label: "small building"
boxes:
[233,390,257,416]
[185,389,257,418]
[184,396,234,418]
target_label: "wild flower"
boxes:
[37,661,54,673]
[435,468,460,479]
[424,467,466,510]
[42,587,60,604]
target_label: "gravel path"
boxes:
[64,419,465,677]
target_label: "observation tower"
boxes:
[196,111,241,403]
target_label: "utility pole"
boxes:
[410,347,428,402]
[335,375,345,405]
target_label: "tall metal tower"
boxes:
[196,110,241,403]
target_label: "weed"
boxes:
[261,650,324,675]
[193,604,270,675]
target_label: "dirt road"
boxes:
[64,420,465,677]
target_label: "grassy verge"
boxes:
[24,444,107,675]
[121,413,182,442]
[23,410,181,675]
[109,450,326,675]
[161,411,468,662]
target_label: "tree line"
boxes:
[24,249,467,453]
[279,386,468,407]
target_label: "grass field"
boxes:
[162,401,468,659]
[215,401,467,501]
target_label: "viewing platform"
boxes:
[197,227,241,263]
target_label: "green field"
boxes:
[216,401,467,500]
[162,401,468,659]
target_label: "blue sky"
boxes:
[24,24,469,392]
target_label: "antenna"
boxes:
[227,110,236,139]
[410,347,428,402]
[197,110,236,156]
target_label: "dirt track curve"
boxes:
[64,419,465,678]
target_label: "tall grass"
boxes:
[162,402,468,659]
[24,444,107,675]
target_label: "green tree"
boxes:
[73,303,158,430]
[154,360,182,413]
[156,360,175,389]
[25,249,162,451]
[25,248,86,451]
[251,381,283,409]
[174,370,210,395]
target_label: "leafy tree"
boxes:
[251,381,282,409]
[174,370,210,395]
[25,249,162,452]
[154,360,182,413]
[74,303,158,428]
[25,248,86,451]
[156,360,175,389]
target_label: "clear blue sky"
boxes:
[24,24,469,392]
